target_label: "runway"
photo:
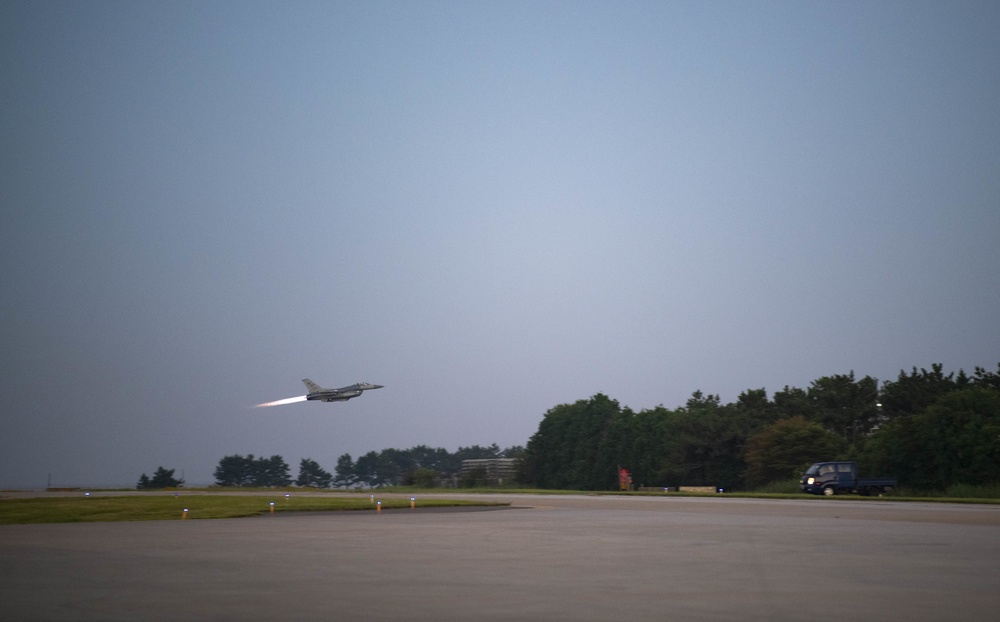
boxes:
[2,493,999,620]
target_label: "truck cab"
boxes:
[801,462,853,495]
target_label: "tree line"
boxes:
[331,444,524,488]
[137,445,525,490]
[202,444,524,489]
[517,364,1000,492]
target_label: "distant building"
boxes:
[460,458,517,486]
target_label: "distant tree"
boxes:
[253,455,292,487]
[649,392,747,489]
[410,467,437,488]
[213,454,290,487]
[625,406,669,487]
[744,417,844,487]
[519,394,623,490]
[972,364,1000,391]
[138,466,183,489]
[373,451,403,486]
[863,386,1000,489]
[448,444,502,474]
[214,454,253,487]
[151,466,184,488]
[460,465,488,488]
[396,445,450,484]
[772,386,812,420]
[296,458,332,488]
[807,372,880,445]
[734,388,779,431]
[355,451,379,488]
[406,445,451,472]
[878,364,957,422]
[501,445,526,459]
[333,453,357,488]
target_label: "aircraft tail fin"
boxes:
[302,379,324,394]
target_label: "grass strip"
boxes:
[375,487,1000,504]
[0,495,506,525]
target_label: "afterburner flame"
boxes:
[254,395,308,408]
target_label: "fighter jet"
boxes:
[302,379,384,402]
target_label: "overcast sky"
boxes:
[3,1,998,487]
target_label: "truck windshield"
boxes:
[804,464,820,475]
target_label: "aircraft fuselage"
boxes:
[301,380,384,403]
[305,390,363,402]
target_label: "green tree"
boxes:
[626,406,669,487]
[860,411,933,487]
[501,445,525,459]
[744,417,844,487]
[151,466,184,488]
[972,364,1000,391]
[921,386,1000,487]
[734,388,779,432]
[807,372,880,446]
[864,386,1000,489]
[213,454,290,487]
[373,450,403,486]
[333,453,357,488]
[138,466,183,489]
[772,386,812,420]
[214,454,253,487]
[658,392,747,490]
[355,451,379,488]
[406,445,451,472]
[878,364,957,421]
[296,458,333,488]
[519,394,622,490]
[251,455,291,487]
[410,467,437,488]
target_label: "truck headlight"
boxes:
[807,477,815,485]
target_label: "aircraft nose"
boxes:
[372,384,384,389]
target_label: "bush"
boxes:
[751,478,801,494]
[944,483,1000,499]
[412,468,437,488]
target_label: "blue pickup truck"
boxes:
[800,461,897,496]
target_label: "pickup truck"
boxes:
[800,461,897,496]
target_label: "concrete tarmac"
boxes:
[2,493,1000,621]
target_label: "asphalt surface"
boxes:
[2,493,999,621]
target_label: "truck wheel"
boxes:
[823,486,835,496]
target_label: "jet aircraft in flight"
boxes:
[255,379,384,407]
[302,379,384,402]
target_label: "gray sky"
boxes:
[2,1,998,488]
